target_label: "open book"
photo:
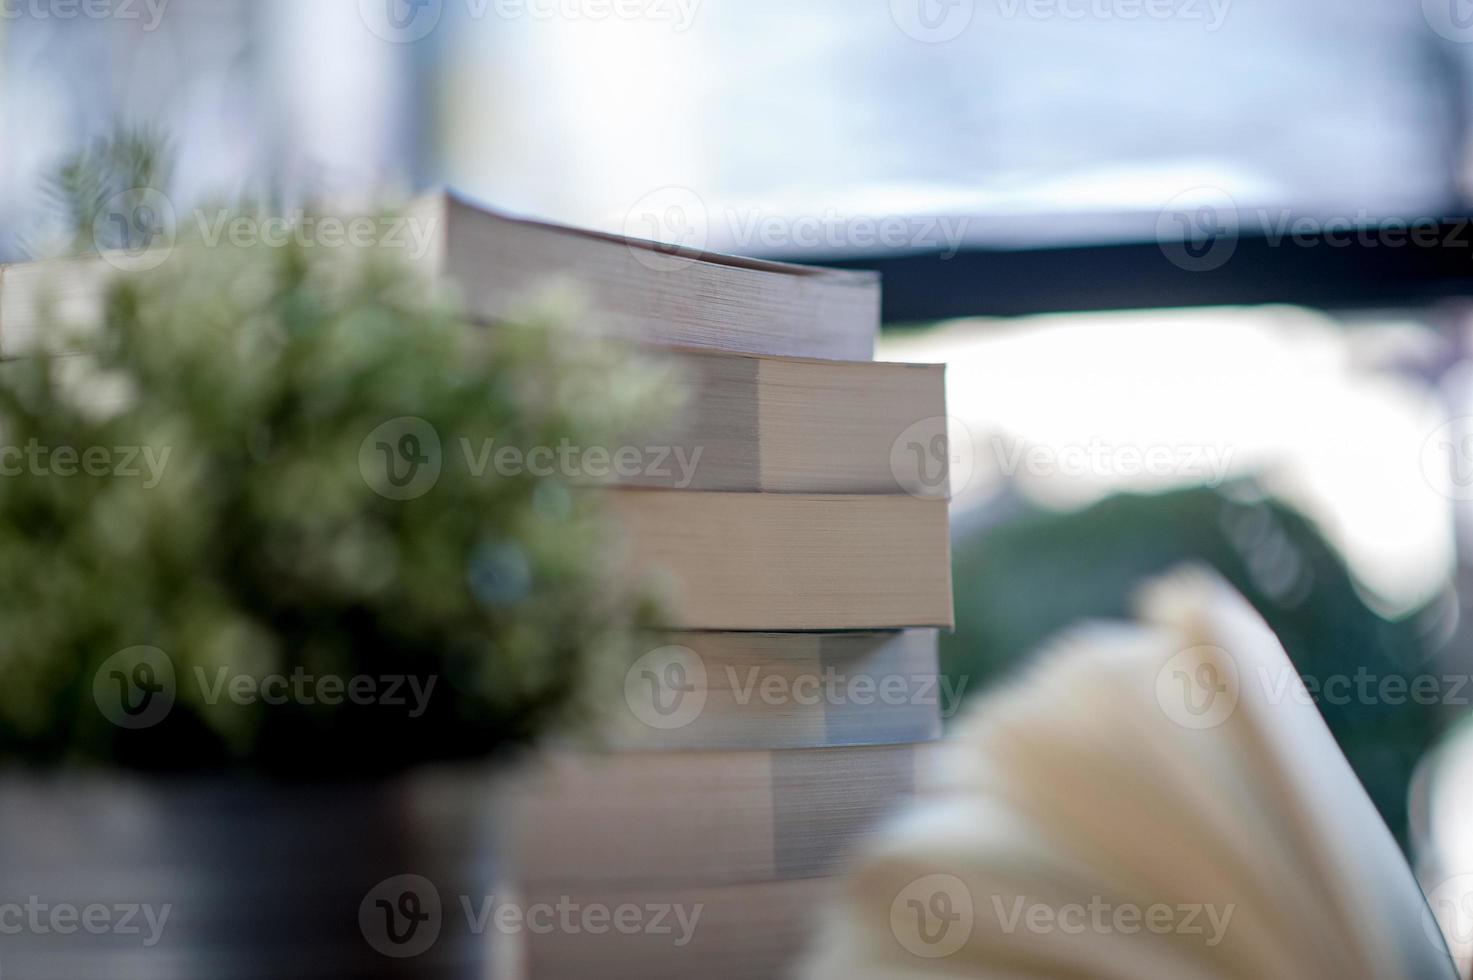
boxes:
[802,568,1458,979]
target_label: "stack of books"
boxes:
[0,192,955,978]
[407,194,956,978]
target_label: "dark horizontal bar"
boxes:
[810,221,1473,323]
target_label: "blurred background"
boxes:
[5,0,1473,850]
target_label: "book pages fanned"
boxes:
[801,567,1457,980]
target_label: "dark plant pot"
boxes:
[0,767,506,979]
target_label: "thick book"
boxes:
[505,742,923,888]
[0,191,879,361]
[607,491,953,631]
[606,630,943,750]
[801,569,1459,980]
[625,350,947,496]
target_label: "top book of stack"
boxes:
[0,191,880,362]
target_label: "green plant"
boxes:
[36,124,174,256]
[0,153,671,776]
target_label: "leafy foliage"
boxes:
[943,484,1450,847]
[37,124,174,255]
[1,153,671,775]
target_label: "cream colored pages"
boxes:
[802,568,1456,980]
[0,191,880,361]
[607,491,953,631]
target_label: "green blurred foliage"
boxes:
[943,484,1452,846]
[0,227,673,776]
[34,125,173,256]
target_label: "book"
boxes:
[800,568,1458,980]
[0,191,879,362]
[608,491,953,631]
[0,347,948,496]
[503,877,833,980]
[505,742,924,887]
[623,349,947,495]
[606,630,944,751]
